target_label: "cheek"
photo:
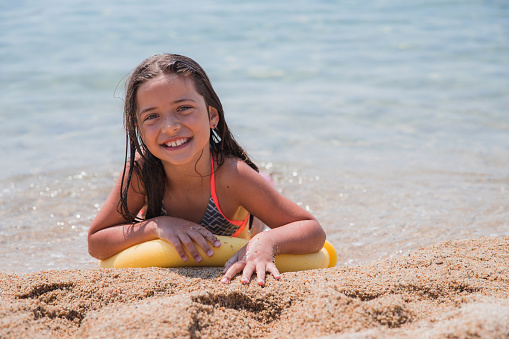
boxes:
[184,114,209,131]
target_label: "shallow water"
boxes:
[1,0,508,272]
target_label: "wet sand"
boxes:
[1,236,508,338]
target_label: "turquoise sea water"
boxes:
[1,0,508,272]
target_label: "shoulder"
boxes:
[215,156,259,185]
[214,156,275,205]
[214,157,313,228]
[214,156,260,200]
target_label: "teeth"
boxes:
[166,138,187,148]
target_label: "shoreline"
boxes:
[1,236,508,338]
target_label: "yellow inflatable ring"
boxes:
[99,236,337,273]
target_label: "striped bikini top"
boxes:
[161,155,249,237]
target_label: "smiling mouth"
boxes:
[163,137,191,148]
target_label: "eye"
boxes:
[177,105,192,113]
[143,113,159,122]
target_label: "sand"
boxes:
[1,236,508,339]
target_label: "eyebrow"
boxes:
[139,106,157,115]
[138,98,197,115]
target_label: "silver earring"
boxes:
[211,125,221,143]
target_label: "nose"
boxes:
[162,114,180,134]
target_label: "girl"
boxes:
[88,54,326,285]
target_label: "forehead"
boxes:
[137,74,198,99]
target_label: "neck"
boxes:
[162,149,213,187]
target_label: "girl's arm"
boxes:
[88,164,220,261]
[219,159,326,285]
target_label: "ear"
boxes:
[208,106,220,128]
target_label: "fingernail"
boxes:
[221,277,228,284]
[214,240,221,247]
[182,255,188,261]
[195,256,202,262]
[207,250,214,256]
[241,278,249,284]
[258,279,264,286]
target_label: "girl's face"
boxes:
[136,74,219,168]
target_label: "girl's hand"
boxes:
[221,235,281,285]
[157,218,222,262]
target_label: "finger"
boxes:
[221,261,245,284]
[241,263,256,284]
[188,231,214,257]
[189,225,221,249]
[178,234,202,262]
[223,246,247,273]
[166,235,188,261]
[223,252,239,274]
[198,227,221,248]
[256,263,267,286]
[266,263,281,281]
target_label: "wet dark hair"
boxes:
[119,53,258,221]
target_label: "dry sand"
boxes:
[1,236,508,338]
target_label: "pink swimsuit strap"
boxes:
[210,154,249,237]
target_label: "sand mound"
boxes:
[1,236,508,338]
